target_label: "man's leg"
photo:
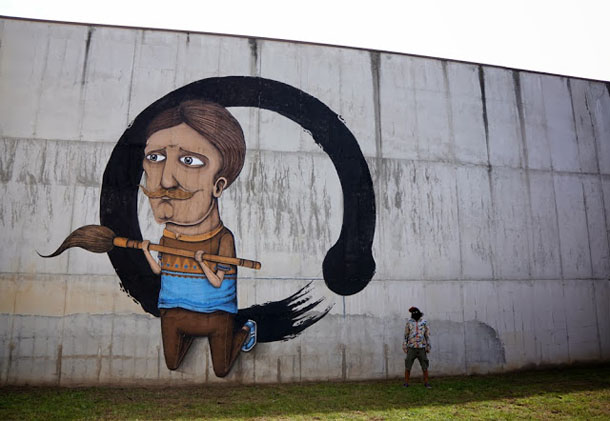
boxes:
[207,312,249,378]
[404,348,416,387]
[160,309,195,370]
[419,349,431,388]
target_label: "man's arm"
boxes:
[424,323,431,353]
[195,251,225,288]
[402,322,410,353]
[142,240,161,275]
[195,232,235,288]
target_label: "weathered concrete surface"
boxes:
[1,279,606,385]
[0,18,609,385]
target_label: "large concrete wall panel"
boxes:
[30,25,90,140]
[593,279,610,358]
[0,182,74,274]
[563,280,602,362]
[582,176,610,277]
[258,41,377,156]
[79,27,137,142]
[1,18,609,385]
[175,34,253,88]
[127,30,184,122]
[373,159,425,280]
[542,76,581,172]
[225,151,342,279]
[518,73,553,171]
[490,168,532,279]
[374,160,463,280]
[419,164,461,280]
[456,166,494,279]
[378,54,419,160]
[603,176,610,251]
[409,58,454,162]
[0,21,55,138]
[567,79,599,173]
[554,174,593,278]
[531,280,570,364]
[483,68,524,168]
[528,171,562,279]
[446,62,488,165]
[588,83,610,174]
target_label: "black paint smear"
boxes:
[235,283,331,343]
[100,76,376,341]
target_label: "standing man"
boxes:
[140,99,256,377]
[402,306,431,388]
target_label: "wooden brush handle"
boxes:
[113,237,261,270]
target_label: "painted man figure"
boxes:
[140,100,256,377]
[402,306,431,388]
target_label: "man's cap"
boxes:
[409,306,420,313]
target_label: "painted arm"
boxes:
[195,250,225,288]
[424,323,431,353]
[194,232,235,288]
[141,240,161,275]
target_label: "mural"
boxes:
[43,76,377,377]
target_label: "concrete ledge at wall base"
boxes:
[1,278,609,385]
[1,308,607,386]
[0,313,472,386]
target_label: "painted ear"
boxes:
[213,177,227,198]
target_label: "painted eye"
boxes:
[146,153,166,162]
[180,156,204,167]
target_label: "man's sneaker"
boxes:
[403,383,409,387]
[424,383,432,389]
[241,320,257,352]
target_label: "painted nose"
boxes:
[160,157,179,189]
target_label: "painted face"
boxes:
[142,123,225,227]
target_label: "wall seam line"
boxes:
[478,66,497,279]
[512,71,534,279]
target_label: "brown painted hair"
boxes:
[146,100,246,187]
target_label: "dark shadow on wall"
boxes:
[433,319,507,369]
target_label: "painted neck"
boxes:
[164,200,221,236]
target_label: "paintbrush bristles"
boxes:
[39,225,117,257]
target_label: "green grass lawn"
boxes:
[1,364,609,420]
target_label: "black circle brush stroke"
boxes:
[101,76,376,341]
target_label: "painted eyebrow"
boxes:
[178,148,209,164]
[144,147,166,155]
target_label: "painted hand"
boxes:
[140,240,161,275]
[194,250,223,288]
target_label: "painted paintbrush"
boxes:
[39,224,261,270]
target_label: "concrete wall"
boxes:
[1,18,609,385]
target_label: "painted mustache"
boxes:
[140,185,195,200]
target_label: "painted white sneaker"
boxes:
[241,320,257,352]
